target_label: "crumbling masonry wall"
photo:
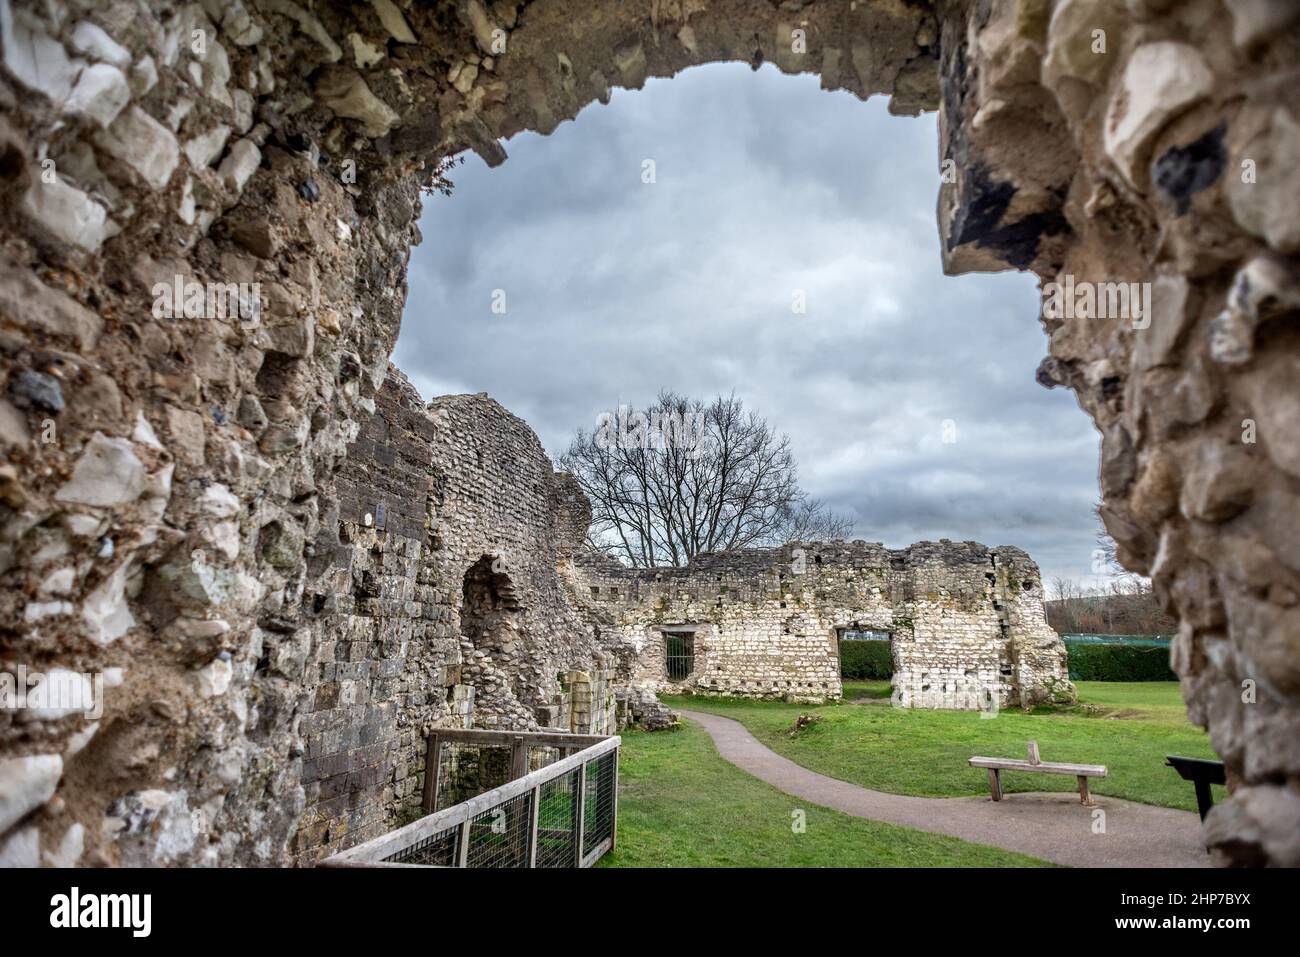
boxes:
[0,0,1296,866]
[574,541,1072,710]
[296,369,620,862]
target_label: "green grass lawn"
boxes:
[661,682,1221,812]
[841,679,892,701]
[598,719,1049,867]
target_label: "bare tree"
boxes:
[557,391,854,567]
[1042,507,1176,635]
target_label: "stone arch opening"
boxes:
[459,555,520,655]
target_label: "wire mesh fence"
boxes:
[582,750,617,860]
[466,790,533,867]
[435,741,510,811]
[535,767,580,868]
[381,823,458,866]
[323,731,619,869]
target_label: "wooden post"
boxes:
[987,768,1003,801]
[609,747,620,853]
[1077,775,1093,806]
[526,785,540,867]
[421,734,442,813]
[574,761,588,866]
[510,735,528,781]
[1027,740,1041,765]
[456,818,471,867]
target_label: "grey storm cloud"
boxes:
[393,62,1103,584]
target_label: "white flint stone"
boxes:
[70,21,131,68]
[196,657,233,697]
[64,513,104,537]
[55,431,146,506]
[0,826,39,867]
[64,721,99,757]
[464,0,500,55]
[217,138,261,193]
[24,600,73,621]
[184,124,231,169]
[202,483,241,519]
[371,0,417,42]
[64,62,130,128]
[202,39,233,107]
[39,567,76,595]
[214,1,264,46]
[94,105,180,190]
[1042,0,1124,90]
[130,55,158,96]
[209,521,240,559]
[83,560,135,645]
[19,177,109,252]
[1104,42,1214,188]
[0,754,63,833]
[349,32,385,69]
[167,97,194,131]
[315,67,399,135]
[179,175,196,224]
[132,410,163,448]
[262,0,342,61]
[232,88,255,134]
[1228,107,1300,253]
[2,8,86,103]
[43,822,86,867]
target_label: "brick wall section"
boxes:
[573,540,1074,710]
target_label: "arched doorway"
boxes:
[460,555,521,655]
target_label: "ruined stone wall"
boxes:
[0,0,1295,867]
[574,540,1072,709]
[294,369,622,863]
[938,0,1300,866]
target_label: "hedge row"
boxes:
[837,640,1175,682]
[1066,643,1176,682]
[839,641,894,679]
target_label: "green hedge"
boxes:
[1067,643,1176,682]
[840,641,894,679]
[839,639,1174,682]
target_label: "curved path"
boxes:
[678,709,1210,868]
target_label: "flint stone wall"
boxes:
[0,0,1296,866]
[574,540,1073,709]
[294,368,622,862]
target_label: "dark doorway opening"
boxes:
[664,632,695,682]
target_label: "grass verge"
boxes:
[661,681,1220,812]
[599,719,1050,867]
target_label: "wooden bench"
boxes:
[969,741,1108,806]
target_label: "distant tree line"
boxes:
[1046,578,1176,637]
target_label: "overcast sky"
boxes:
[393,63,1104,585]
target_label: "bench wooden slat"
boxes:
[969,756,1107,777]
